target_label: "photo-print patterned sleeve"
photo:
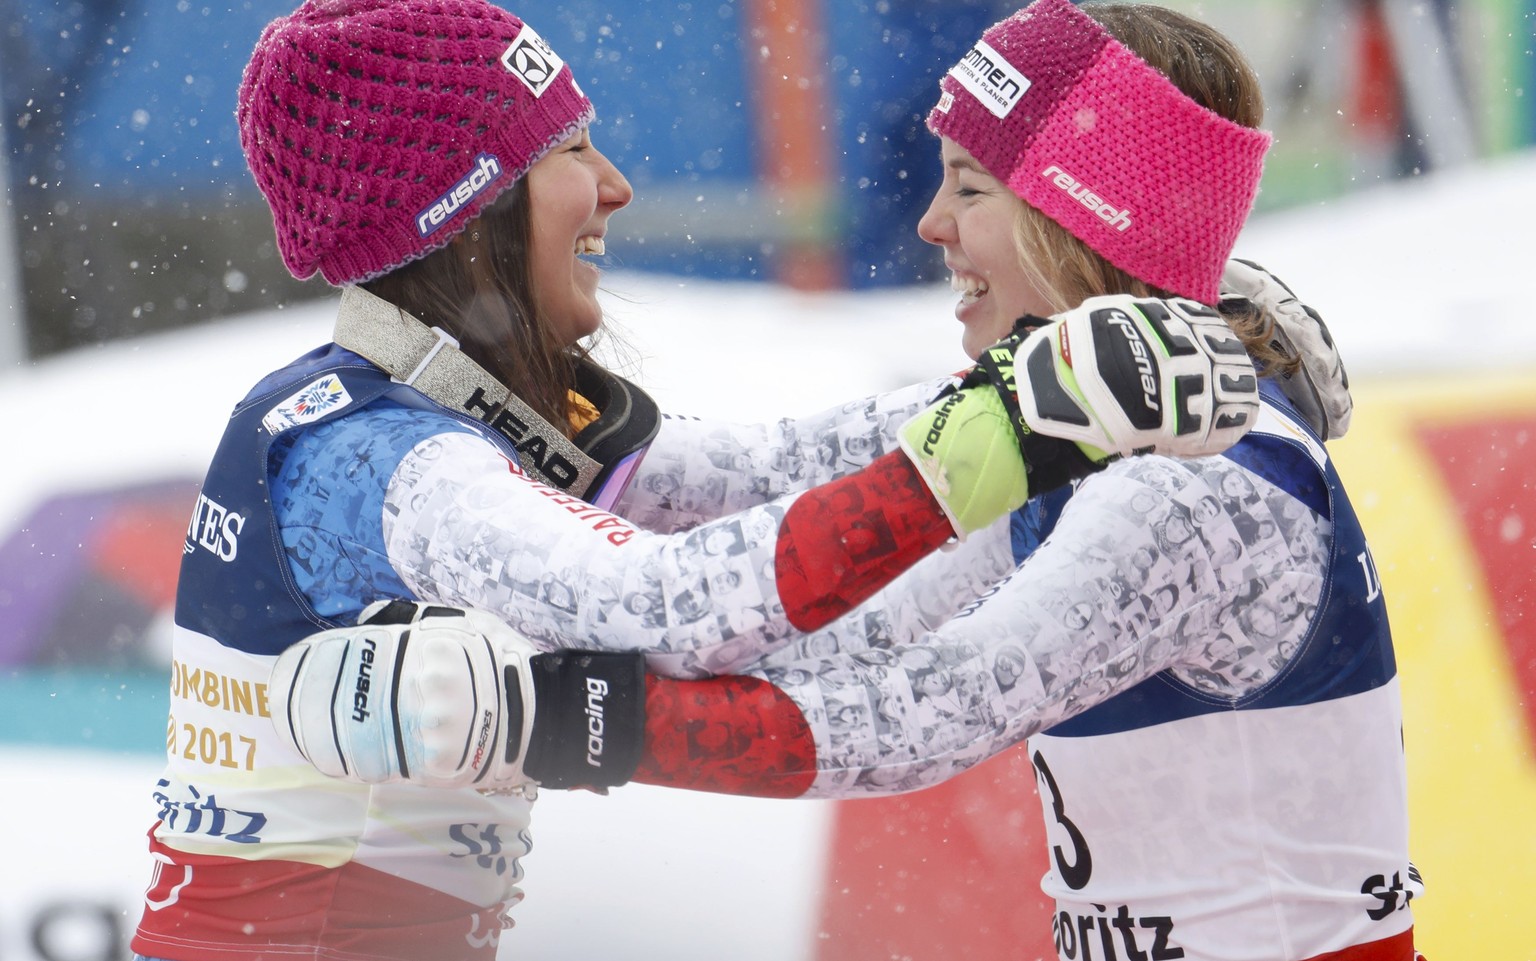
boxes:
[634,453,1331,798]
[379,426,957,679]
[616,377,951,532]
[748,519,1019,668]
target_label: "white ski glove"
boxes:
[269,600,646,791]
[1221,258,1352,440]
[898,293,1260,538]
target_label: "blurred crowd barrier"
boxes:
[2,0,1533,360]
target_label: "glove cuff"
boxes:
[897,387,1031,538]
[524,651,647,789]
[973,330,1107,496]
[1017,431,1107,493]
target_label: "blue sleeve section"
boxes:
[1009,484,1074,565]
[269,399,479,623]
[1230,380,1331,519]
[1220,435,1331,520]
[1043,404,1394,738]
[244,343,363,403]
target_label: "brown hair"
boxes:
[361,178,586,434]
[1014,2,1296,375]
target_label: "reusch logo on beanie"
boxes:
[417,154,505,238]
[928,0,1271,303]
[238,0,595,287]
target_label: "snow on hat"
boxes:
[927,0,1271,303]
[238,0,595,286]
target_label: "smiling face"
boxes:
[1064,601,1094,631]
[525,128,633,346]
[917,137,1055,360]
[1192,495,1222,525]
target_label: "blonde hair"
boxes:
[1012,2,1297,375]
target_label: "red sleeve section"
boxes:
[775,450,954,631]
[633,674,817,798]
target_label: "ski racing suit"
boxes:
[130,334,970,961]
[621,379,1419,961]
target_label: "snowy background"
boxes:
[10,143,1536,531]
[2,148,1535,960]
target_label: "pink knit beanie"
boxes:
[238,0,595,286]
[927,0,1271,303]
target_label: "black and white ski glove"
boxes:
[269,600,646,792]
[897,293,1260,537]
[1221,258,1351,440]
[1012,294,1259,463]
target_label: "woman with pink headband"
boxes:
[843,3,1411,955]
[890,5,1417,956]
[277,2,1414,958]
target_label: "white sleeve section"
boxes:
[749,517,1017,667]
[381,431,808,679]
[616,378,950,532]
[747,454,1331,798]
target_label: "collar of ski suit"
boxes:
[332,286,660,509]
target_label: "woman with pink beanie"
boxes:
[263,2,1416,959]
[127,0,1276,957]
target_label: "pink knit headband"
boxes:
[927,0,1271,303]
[238,0,594,286]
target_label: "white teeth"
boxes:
[949,273,988,302]
[575,236,606,256]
